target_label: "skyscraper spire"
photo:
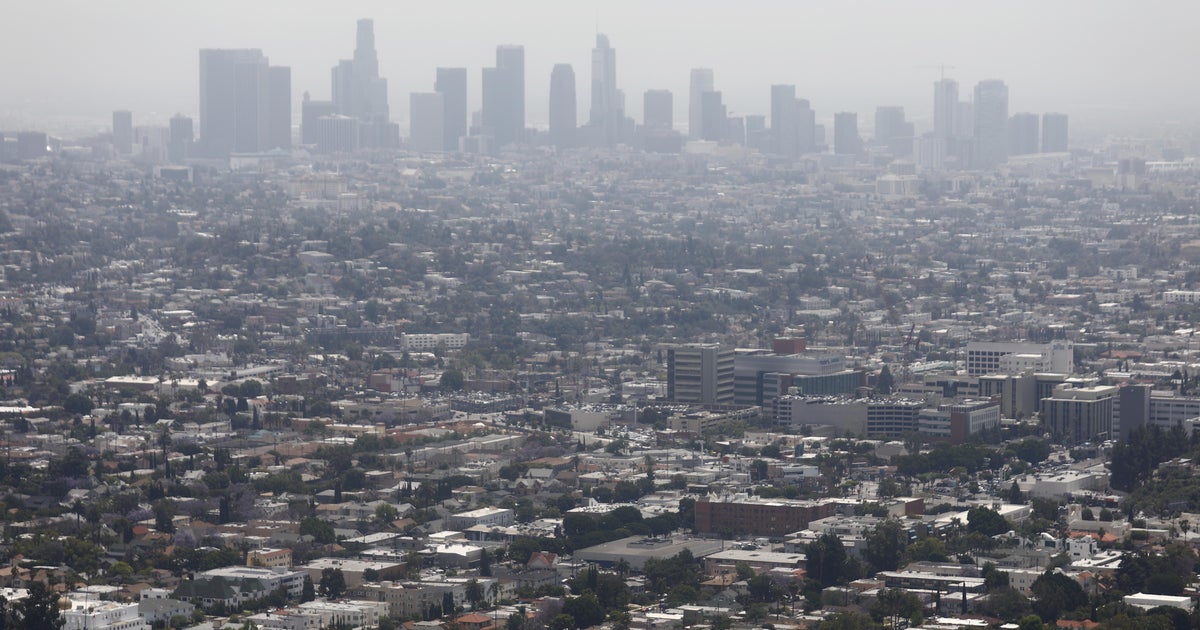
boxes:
[331,18,396,149]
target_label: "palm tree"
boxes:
[615,558,630,578]
[488,581,501,608]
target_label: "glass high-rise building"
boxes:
[1041,112,1069,153]
[689,68,714,140]
[1008,112,1039,156]
[833,111,861,156]
[589,34,619,146]
[483,45,525,148]
[972,79,1009,169]
[771,84,798,158]
[643,89,673,131]
[112,110,133,155]
[435,68,468,152]
[549,64,576,149]
[409,92,444,152]
[199,49,288,157]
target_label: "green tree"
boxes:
[562,593,605,628]
[63,393,93,415]
[440,368,465,391]
[870,588,924,628]
[548,614,576,630]
[967,506,1011,536]
[864,519,907,573]
[875,364,894,395]
[1009,480,1024,504]
[904,537,949,564]
[318,568,346,599]
[747,574,779,603]
[805,533,849,587]
[465,579,484,610]
[301,575,315,602]
[1030,571,1087,621]
[16,582,63,630]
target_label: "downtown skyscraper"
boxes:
[331,19,397,149]
[689,68,714,140]
[972,79,1009,169]
[198,48,291,157]
[589,34,621,147]
[1041,113,1069,153]
[482,45,525,148]
[549,64,577,149]
[435,68,468,152]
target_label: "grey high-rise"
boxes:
[435,68,468,152]
[833,112,861,156]
[1041,113,1068,153]
[409,92,445,153]
[199,49,279,157]
[771,84,798,158]
[589,34,620,146]
[549,64,576,149]
[332,19,389,123]
[972,79,1009,169]
[301,93,336,145]
[112,110,133,155]
[643,89,673,131]
[331,19,393,148]
[796,99,815,154]
[483,45,525,148]
[700,91,726,142]
[267,66,291,150]
[1008,112,1039,156]
[689,68,714,140]
[667,343,734,405]
[168,114,193,162]
[874,106,913,156]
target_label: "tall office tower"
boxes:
[955,101,974,139]
[972,79,1008,169]
[833,112,861,156]
[771,84,799,157]
[409,92,445,152]
[668,343,735,405]
[589,34,620,146]
[643,89,673,130]
[549,64,577,149]
[112,110,133,155]
[796,99,815,154]
[331,19,393,148]
[1042,112,1069,153]
[933,79,957,143]
[301,92,336,145]
[332,19,388,122]
[314,114,360,153]
[699,91,726,142]
[200,49,281,157]
[874,106,914,156]
[1008,112,1039,155]
[267,65,291,150]
[168,114,193,162]
[689,68,714,140]
[482,45,525,147]
[435,68,468,151]
[931,78,959,169]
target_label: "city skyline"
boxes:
[5,1,1198,137]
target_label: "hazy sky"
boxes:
[4,0,1198,135]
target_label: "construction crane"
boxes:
[918,64,958,80]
